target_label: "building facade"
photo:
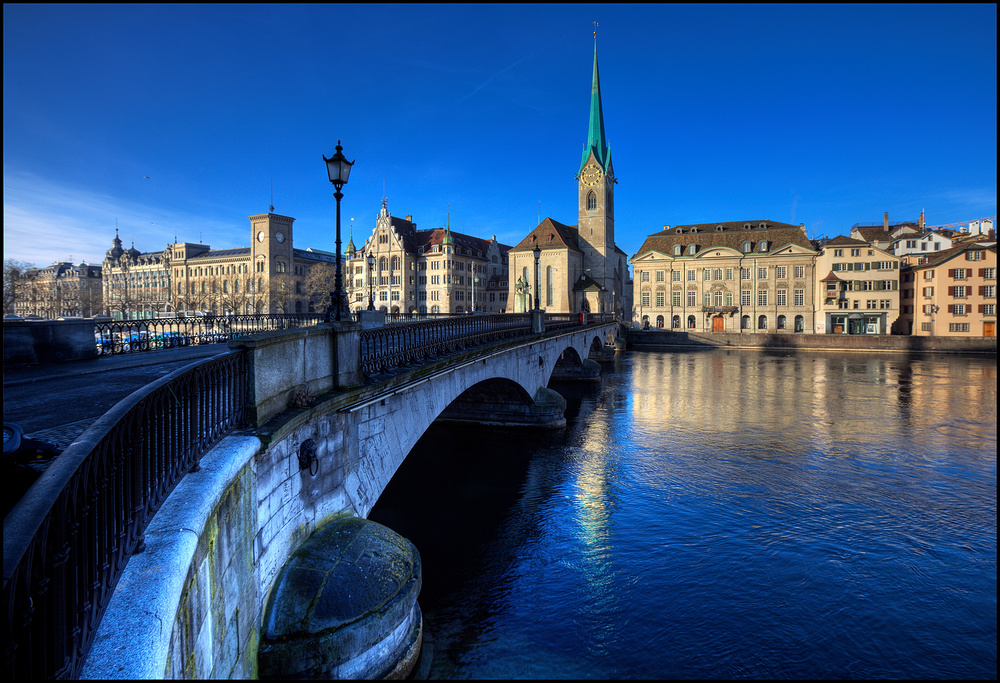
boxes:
[102,211,338,319]
[507,37,631,319]
[898,242,997,337]
[344,200,511,314]
[631,221,817,333]
[13,262,103,318]
[814,236,901,334]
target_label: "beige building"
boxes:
[507,39,631,319]
[344,200,511,314]
[814,236,901,334]
[14,261,103,318]
[898,242,996,337]
[102,211,338,319]
[631,221,817,333]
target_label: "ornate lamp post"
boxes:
[533,244,541,311]
[323,141,355,321]
[471,272,479,313]
[367,252,375,311]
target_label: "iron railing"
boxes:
[92,313,333,355]
[3,350,249,680]
[360,313,535,376]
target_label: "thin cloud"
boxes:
[2,171,244,267]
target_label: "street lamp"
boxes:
[366,252,375,311]
[471,270,479,312]
[323,140,355,321]
[533,244,541,311]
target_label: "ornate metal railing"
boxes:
[360,313,534,376]
[92,313,333,355]
[3,351,249,680]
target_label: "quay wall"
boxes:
[627,329,997,354]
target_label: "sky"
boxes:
[3,4,997,269]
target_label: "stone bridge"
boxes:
[82,318,619,679]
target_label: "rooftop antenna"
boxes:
[270,178,274,213]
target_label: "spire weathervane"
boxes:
[593,20,598,40]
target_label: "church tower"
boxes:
[249,209,295,312]
[576,28,616,307]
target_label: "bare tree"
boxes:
[268,274,295,313]
[3,258,36,316]
[303,262,337,313]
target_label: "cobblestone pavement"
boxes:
[26,417,101,450]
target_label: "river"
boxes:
[368,348,997,679]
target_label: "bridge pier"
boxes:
[437,385,568,429]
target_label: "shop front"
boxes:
[827,312,886,335]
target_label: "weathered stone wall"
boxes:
[627,329,997,354]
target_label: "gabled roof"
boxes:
[822,235,868,247]
[511,218,582,253]
[853,227,894,243]
[572,272,604,292]
[632,220,811,259]
[415,228,509,257]
[905,242,996,270]
[820,271,842,282]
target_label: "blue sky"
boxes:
[4,4,996,268]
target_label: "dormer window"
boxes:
[743,224,751,230]
[673,244,682,256]
[743,241,752,253]
[716,225,724,232]
[687,244,697,256]
[757,240,768,252]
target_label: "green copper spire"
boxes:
[579,36,611,174]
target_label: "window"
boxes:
[714,290,723,306]
[672,270,681,282]
[587,191,597,210]
[714,269,723,281]
[687,270,697,281]
[953,268,967,279]
[687,245,697,256]
[742,315,751,329]
[949,323,970,332]
[952,304,967,315]
[687,291,696,306]
[687,315,696,329]
[777,315,786,330]
[546,266,553,306]
[725,268,734,280]
[983,304,995,316]
[741,268,751,280]
[834,249,843,257]
[758,290,768,306]
[851,249,861,257]
[776,266,787,279]
[641,271,649,282]
[673,245,682,256]
[655,292,665,307]
[656,270,665,282]
[757,241,768,252]
[984,285,996,298]
[757,267,767,280]
[794,265,804,279]
[671,291,681,307]
[984,268,996,280]
[741,289,751,306]
[704,269,711,281]
[743,241,752,253]
[758,315,767,329]
[776,289,787,306]
[953,286,967,298]
[641,292,650,307]
[967,251,983,261]
[794,289,804,306]
[704,292,711,306]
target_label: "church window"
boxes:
[587,191,597,211]
[546,266,553,306]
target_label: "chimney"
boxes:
[405,215,412,222]
[883,212,889,230]
[663,225,671,231]
[919,211,925,229]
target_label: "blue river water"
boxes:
[368,349,997,679]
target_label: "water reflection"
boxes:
[369,349,996,679]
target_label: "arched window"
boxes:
[777,315,786,330]
[687,315,696,329]
[758,315,767,330]
[391,255,401,271]
[587,191,597,210]
[687,244,697,256]
[742,315,751,329]
[431,305,440,314]
[673,245,682,256]
[546,266,553,306]
[743,241,752,253]
[672,315,680,329]
[656,315,664,328]
[757,240,768,252]
[794,315,804,333]
[379,257,388,272]
[223,280,229,293]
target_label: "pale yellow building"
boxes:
[814,236,901,334]
[898,242,996,337]
[631,221,817,333]
[15,261,103,318]
[344,200,511,314]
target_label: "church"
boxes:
[507,35,631,319]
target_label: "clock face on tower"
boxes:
[275,232,285,243]
[257,231,265,242]
[581,164,602,187]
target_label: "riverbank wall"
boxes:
[626,330,997,355]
